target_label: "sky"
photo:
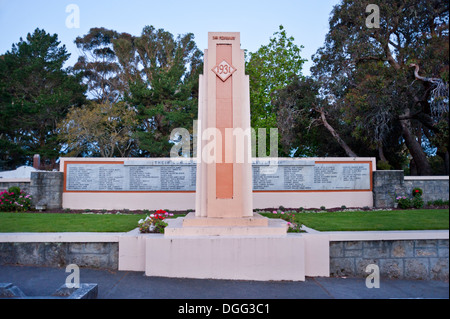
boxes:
[0,0,340,75]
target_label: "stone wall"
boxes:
[404,177,449,203]
[373,171,406,208]
[0,180,31,194]
[0,242,118,270]
[373,171,449,208]
[330,240,449,281]
[29,171,63,210]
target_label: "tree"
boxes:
[57,102,138,157]
[274,76,364,158]
[74,28,124,104]
[246,25,307,156]
[311,0,449,175]
[0,29,86,169]
[72,26,203,158]
[126,26,203,157]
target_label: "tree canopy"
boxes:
[0,28,86,170]
[275,0,449,175]
[0,5,448,176]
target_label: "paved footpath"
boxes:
[0,265,448,300]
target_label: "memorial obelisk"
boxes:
[146,33,302,282]
[165,32,285,235]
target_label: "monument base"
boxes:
[145,235,305,281]
[164,213,287,237]
[118,229,330,281]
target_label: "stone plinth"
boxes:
[182,212,268,227]
[164,214,286,237]
[145,235,305,281]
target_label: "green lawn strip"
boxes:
[0,213,144,233]
[262,209,449,231]
[1,210,448,233]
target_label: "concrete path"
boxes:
[0,265,448,299]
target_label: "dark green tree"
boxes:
[311,0,449,175]
[246,25,307,156]
[72,26,202,158]
[0,28,86,170]
[127,26,203,157]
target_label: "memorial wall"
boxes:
[63,159,372,193]
[60,157,375,210]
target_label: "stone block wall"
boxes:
[0,180,31,194]
[373,171,406,208]
[0,242,118,270]
[373,171,449,208]
[404,178,449,203]
[29,171,63,209]
[330,240,449,281]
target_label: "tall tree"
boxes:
[57,101,138,157]
[74,28,123,103]
[246,25,307,156]
[311,0,449,175]
[72,26,202,158]
[0,28,86,170]
[127,26,203,157]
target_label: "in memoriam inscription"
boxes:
[65,161,371,192]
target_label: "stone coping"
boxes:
[404,176,449,180]
[325,230,449,241]
[0,179,31,183]
[0,229,447,243]
[0,232,123,243]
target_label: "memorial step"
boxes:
[164,215,287,237]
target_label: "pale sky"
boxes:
[0,0,340,75]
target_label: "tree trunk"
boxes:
[318,109,358,157]
[399,117,432,176]
[378,145,388,163]
[444,151,449,176]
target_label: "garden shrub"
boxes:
[0,187,32,212]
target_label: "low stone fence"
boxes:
[0,231,447,281]
[330,239,449,281]
[0,179,31,194]
[0,233,119,270]
[0,172,63,210]
[373,171,449,208]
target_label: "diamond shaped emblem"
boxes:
[212,60,236,82]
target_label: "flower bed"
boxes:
[138,209,174,234]
[0,187,32,212]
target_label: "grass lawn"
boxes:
[261,209,449,232]
[0,209,448,233]
[0,213,147,233]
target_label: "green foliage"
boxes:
[0,188,32,212]
[7,186,21,195]
[396,196,412,209]
[57,101,138,157]
[310,0,449,175]
[412,195,424,209]
[0,28,86,169]
[412,187,423,197]
[126,26,203,157]
[246,25,307,156]
[377,160,392,171]
[68,26,203,158]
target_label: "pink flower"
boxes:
[272,211,277,214]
